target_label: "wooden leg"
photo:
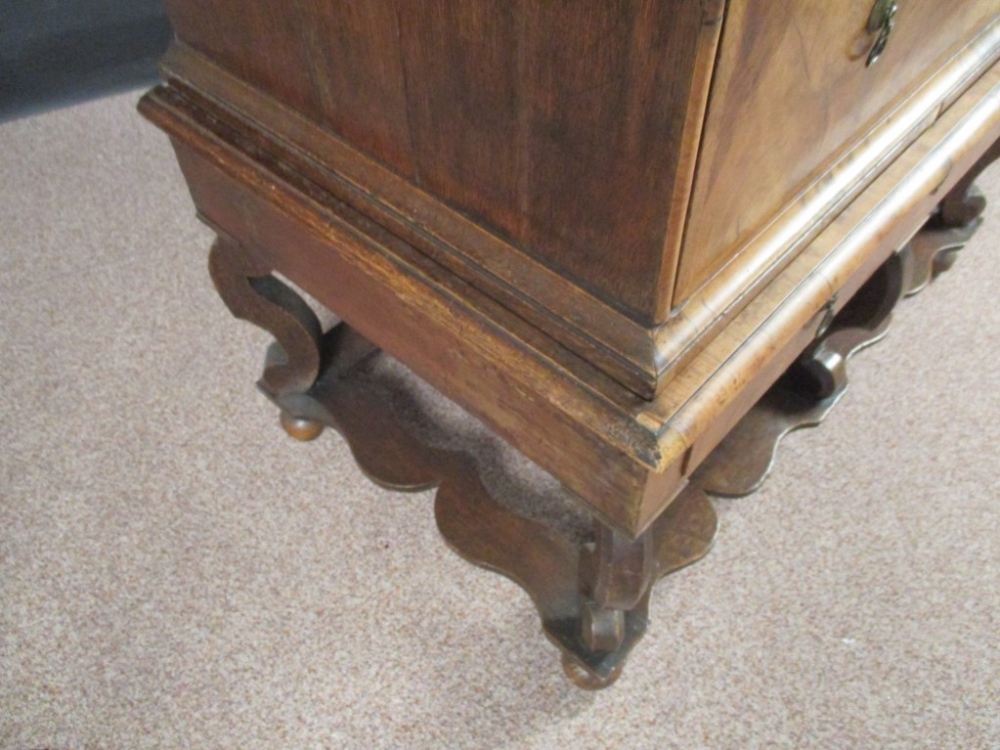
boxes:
[207,234,380,442]
[208,234,323,400]
[561,502,718,689]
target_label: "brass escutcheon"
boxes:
[866,0,898,67]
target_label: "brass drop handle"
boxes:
[866,0,898,67]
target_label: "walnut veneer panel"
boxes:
[676,0,1000,304]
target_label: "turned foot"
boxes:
[280,410,325,441]
[562,653,624,690]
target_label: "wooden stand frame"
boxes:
[137,42,1000,685]
[202,163,990,687]
[209,232,717,689]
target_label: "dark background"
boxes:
[0,0,172,122]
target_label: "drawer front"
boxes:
[675,0,1000,306]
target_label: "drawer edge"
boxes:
[655,19,1000,385]
[643,62,1000,505]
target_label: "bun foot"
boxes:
[561,654,623,690]
[280,411,325,441]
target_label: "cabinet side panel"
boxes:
[397,0,706,323]
[164,0,714,324]
[394,2,523,235]
[163,0,416,178]
[162,0,320,119]
[293,2,416,178]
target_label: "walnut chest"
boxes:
[140,1,1000,687]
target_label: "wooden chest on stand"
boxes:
[140,1,1000,687]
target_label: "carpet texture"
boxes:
[1,91,999,750]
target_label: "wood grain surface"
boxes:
[162,0,723,325]
[141,3,1000,537]
[678,0,1000,303]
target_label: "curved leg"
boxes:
[208,235,323,399]
[538,487,717,690]
[208,234,381,442]
[794,253,904,400]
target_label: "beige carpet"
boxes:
[1,91,999,750]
